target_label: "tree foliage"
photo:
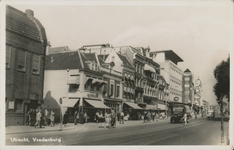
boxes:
[213,56,230,102]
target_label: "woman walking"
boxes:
[98,111,104,128]
[63,111,68,127]
[50,110,55,127]
[105,110,111,128]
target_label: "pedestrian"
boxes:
[84,112,87,123]
[120,110,124,124]
[195,112,197,119]
[44,109,49,126]
[30,109,36,126]
[152,111,155,121]
[156,112,159,121]
[184,113,187,125]
[98,111,104,128]
[63,111,68,127]
[26,110,31,126]
[79,110,84,124]
[74,111,78,125]
[144,111,147,123]
[34,109,41,128]
[40,109,43,128]
[95,110,99,123]
[110,110,116,128]
[50,110,55,127]
[105,110,111,128]
[117,111,120,123]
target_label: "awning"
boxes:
[145,105,157,110]
[144,64,155,72]
[99,80,108,87]
[63,99,79,108]
[86,77,93,83]
[92,79,100,84]
[124,102,143,110]
[84,99,110,109]
[158,104,165,110]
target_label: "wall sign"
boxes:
[8,101,14,109]
[174,97,179,102]
[88,93,98,98]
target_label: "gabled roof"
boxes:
[6,5,47,48]
[131,47,143,55]
[117,53,133,68]
[184,68,191,73]
[98,54,109,61]
[150,50,183,64]
[49,46,70,54]
[158,75,167,84]
[45,51,89,70]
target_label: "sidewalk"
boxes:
[5,118,168,135]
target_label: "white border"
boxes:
[1,0,233,150]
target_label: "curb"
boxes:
[5,119,170,135]
[6,126,76,135]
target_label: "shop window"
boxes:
[15,99,23,112]
[110,84,114,97]
[32,55,40,74]
[116,85,120,98]
[17,50,26,72]
[6,46,11,69]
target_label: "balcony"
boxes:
[67,77,80,85]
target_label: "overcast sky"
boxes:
[8,1,232,105]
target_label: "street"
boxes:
[5,118,229,145]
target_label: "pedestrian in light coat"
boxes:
[50,110,55,127]
[34,109,41,128]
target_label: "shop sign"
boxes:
[87,93,98,98]
[8,101,14,109]
[174,97,179,102]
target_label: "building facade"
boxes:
[43,51,110,122]
[150,50,183,103]
[5,6,47,126]
[182,69,194,104]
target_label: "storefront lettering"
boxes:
[87,93,98,98]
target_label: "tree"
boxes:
[213,56,230,102]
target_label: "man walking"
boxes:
[74,111,78,125]
[120,110,124,124]
[110,110,116,128]
[184,113,187,125]
[152,111,155,121]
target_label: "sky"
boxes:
[6,1,232,105]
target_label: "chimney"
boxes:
[46,41,51,55]
[103,50,106,61]
[25,9,34,17]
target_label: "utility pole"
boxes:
[220,97,224,144]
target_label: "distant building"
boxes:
[46,46,70,55]
[150,50,184,103]
[182,69,194,104]
[194,77,203,113]
[5,5,47,126]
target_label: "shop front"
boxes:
[123,102,143,120]
[104,98,122,113]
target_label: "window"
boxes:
[184,84,190,88]
[110,84,114,96]
[6,46,11,68]
[18,50,26,71]
[116,85,120,98]
[184,77,190,81]
[15,99,23,112]
[32,55,40,74]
